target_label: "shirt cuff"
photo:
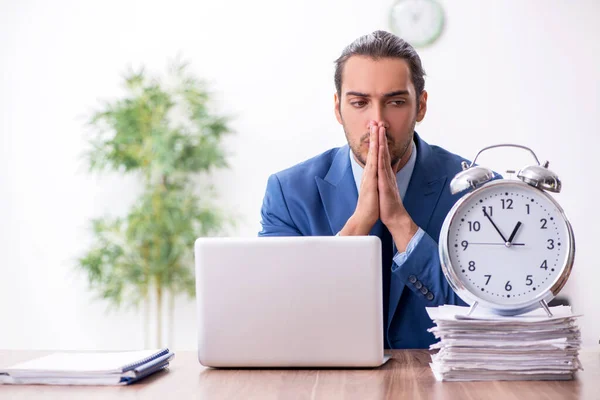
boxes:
[391,227,425,271]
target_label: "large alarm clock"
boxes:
[439,144,575,317]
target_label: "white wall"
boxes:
[1,0,599,350]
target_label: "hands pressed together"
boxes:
[340,121,418,253]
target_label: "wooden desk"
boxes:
[1,349,597,399]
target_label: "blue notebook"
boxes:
[0,348,174,385]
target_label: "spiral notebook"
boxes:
[0,348,174,385]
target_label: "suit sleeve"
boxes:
[391,230,466,306]
[258,174,302,236]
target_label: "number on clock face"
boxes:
[448,182,570,305]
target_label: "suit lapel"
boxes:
[315,145,358,235]
[315,137,447,235]
[387,133,448,332]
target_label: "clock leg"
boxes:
[540,300,553,317]
[466,301,479,316]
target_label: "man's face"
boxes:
[334,56,427,169]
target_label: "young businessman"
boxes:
[258,30,468,349]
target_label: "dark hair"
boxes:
[334,30,426,102]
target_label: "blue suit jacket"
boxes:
[258,133,468,348]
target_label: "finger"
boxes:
[366,123,378,179]
[378,127,392,180]
[382,128,397,181]
[378,126,385,178]
[379,127,387,162]
[378,127,392,195]
[380,129,400,199]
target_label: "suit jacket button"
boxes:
[408,275,417,284]
[415,281,423,289]
[426,292,434,301]
[420,286,428,295]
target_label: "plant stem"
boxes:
[168,290,175,347]
[156,280,163,348]
[144,290,150,349]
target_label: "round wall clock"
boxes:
[389,0,445,48]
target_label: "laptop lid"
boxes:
[194,236,384,367]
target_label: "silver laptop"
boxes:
[194,236,386,368]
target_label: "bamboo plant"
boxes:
[77,60,233,347]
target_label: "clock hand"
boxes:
[482,207,508,243]
[468,242,525,246]
[507,221,522,245]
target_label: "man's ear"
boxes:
[416,90,428,122]
[334,92,343,124]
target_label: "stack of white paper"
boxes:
[0,348,174,386]
[426,305,582,381]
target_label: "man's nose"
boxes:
[366,117,389,131]
[370,106,389,129]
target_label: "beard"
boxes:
[344,121,415,169]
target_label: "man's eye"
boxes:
[390,100,405,106]
[351,101,367,107]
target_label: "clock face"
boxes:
[444,181,573,308]
[389,0,445,48]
